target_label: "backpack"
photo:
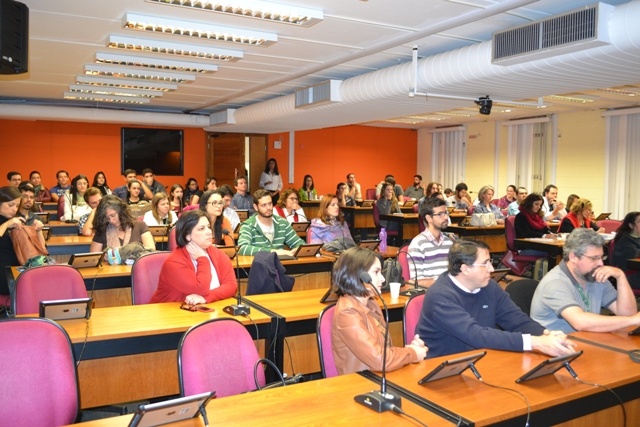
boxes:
[381,257,403,292]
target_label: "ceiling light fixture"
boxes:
[63,92,151,104]
[85,64,197,83]
[108,35,244,61]
[434,111,474,117]
[544,94,597,103]
[145,0,323,27]
[124,13,277,47]
[95,52,218,73]
[597,87,639,97]
[76,75,178,91]
[68,84,164,98]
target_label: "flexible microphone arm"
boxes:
[354,272,401,413]
[223,238,250,316]
[399,248,425,297]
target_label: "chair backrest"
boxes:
[372,202,381,229]
[57,195,65,220]
[504,215,518,253]
[316,304,338,378]
[0,318,79,426]
[131,251,171,305]
[505,279,539,315]
[182,204,198,213]
[467,205,475,216]
[418,209,426,233]
[168,227,177,251]
[178,318,264,398]
[397,244,411,282]
[13,265,88,315]
[365,188,376,200]
[596,219,622,234]
[403,293,425,345]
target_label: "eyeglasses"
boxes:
[581,254,607,262]
[207,201,225,206]
[430,211,449,217]
[471,261,493,269]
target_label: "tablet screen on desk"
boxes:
[128,392,213,427]
[515,351,582,383]
[629,325,640,336]
[418,352,486,384]
[68,252,103,269]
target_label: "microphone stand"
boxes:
[354,273,402,413]
[399,248,425,297]
[223,231,250,316]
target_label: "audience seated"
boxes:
[237,190,304,256]
[113,169,136,200]
[230,176,253,214]
[542,184,567,221]
[375,174,404,202]
[6,171,21,188]
[507,187,528,216]
[514,193,555,256]
[566,194,579,212]
[61,174,91,222]
[143,192,178,227]
[29,171,51,202]
[376,182,401,232]
[169,183,187,215]
[0,186,25,295]
[184,177,202,206]
[217,184,241,231]
[474,185,505,224]
[17,182,43,226]
[308,194,355,251]
[78,187,102,236]
[298,174,317,201]
[204,177,217,192]
[92,171,112,196]
[141,168,164,200]
[49,170,71,203]
[198,190,234,247]
[445,182,472,210]
[336,182,355,226]
[346,173,362,200]
[274,188,307,223]
[497,185,517,210]
[150,210,237,304]
[558,198,604,233]
[403,174,425,200]
[125,179,146,206]
[611,212,640,289]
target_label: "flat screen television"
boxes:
[121,127,184,176]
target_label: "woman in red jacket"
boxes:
[150,210,237,304]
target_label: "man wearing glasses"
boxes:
[408,198,454,287]
[417,239,575,358]
[531,228,640,333]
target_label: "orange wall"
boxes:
[268,125,418,195]
[0,120,206,189]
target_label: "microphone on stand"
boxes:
[354,272,402,413]
[223,236,250,316]
[221,228,234,245]
[398,248,425,297]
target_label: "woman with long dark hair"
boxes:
[92,171,112,196]
[169,184,187,214]
[0,186,25,295]
[198,190,234,246]
[259,158,282,204]
[298,174,317,201]
[62,174,91,222]
[514,193,554,256]
[331,247,427,374]
[184,178,202,206]
[612,211,640,289]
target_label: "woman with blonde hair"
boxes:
[376,182,401,232]
[474,185,505,224]
[143,193,178,226]
[308,194,355,251]
[558,198,604,233]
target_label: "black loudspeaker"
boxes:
[0,0,28,75]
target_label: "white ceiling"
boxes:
[1,0,639,133]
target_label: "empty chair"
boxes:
[596,219,622,234]
[505,279,539,315]
[131,251,171,305]
[316,303,338,378]
[397,244,411,282]
[403,293,425,345]
[500,216,544,276]
[365,188,376,200]
[178,318,265,398]
[12,264,88,315]
[0,318,79,426]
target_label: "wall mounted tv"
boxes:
[121,128,184,176]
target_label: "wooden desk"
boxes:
[48,220,81,235]
[447,224,507,253]
[379,213,419,243]
[46,235,177,257]
[449,211,467,224]
[244,287,412,375]
[299,200,320,220]
[515,238,565,267]
[67,373,454,427]
[41,302,273,409]
[382,343,640,426]
[342,205,375,229]
[627,258,640,271]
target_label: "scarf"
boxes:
[519,204,547,230]
[106,223,132,250]
[564,211,591,229]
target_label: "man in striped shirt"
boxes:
[238,189,304,256]
[408,198,454,287]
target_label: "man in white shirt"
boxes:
[346,173,362,200]
[542,184,566,221]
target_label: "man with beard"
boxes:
[17,182,44,226]
[237,189,304,256]
[531,228,640,333]
[408,198,454,288]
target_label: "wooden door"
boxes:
[207,133,245,187]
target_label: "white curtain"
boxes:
[604,111,640,219]
[504,117,551,194]
[429,127,465,188]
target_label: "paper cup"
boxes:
[390,282,401,299]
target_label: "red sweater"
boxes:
[150,246,237,303]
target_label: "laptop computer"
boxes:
[34,212,50,224]
[68,252,103,269]
[216,245,237,259]
[128,392,214,427]
[277,243,323,261]
[291,221,310,233]
[595,212,611,221]
[515,351,583,383]
[360,200,374,208]
[147,225,170,237]
[358,240,380,251]
[418,352,486,384]
[39,297,93,320]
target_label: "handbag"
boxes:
[9,225,49,265]
[470,212,496,227]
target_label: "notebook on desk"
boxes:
[68,252,103,269]
[128,392,214,427]
[39,298,93,321]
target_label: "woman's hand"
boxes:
[184,294,206,305]
[8,217,25,229]
[33,219,44,231]
[407,335,428,360]
[186,241,208,260]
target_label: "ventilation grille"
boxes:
[295,80,342,109]
[210,108,236,125]
[492,3,613,65]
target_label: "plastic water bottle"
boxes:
[379,228,387,252]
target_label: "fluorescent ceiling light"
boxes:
[85,64,196,83]
[108,35,243,61]
[76,75,178,91]
[435,111,474,117]
[63,92,151,104]
[124,13,277,47]
[544,94,598,103]
[597,87,639,97]
[407,115,448,121]
[96,52,217,73]
[68,84,164,98]
[146,0,323,27]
